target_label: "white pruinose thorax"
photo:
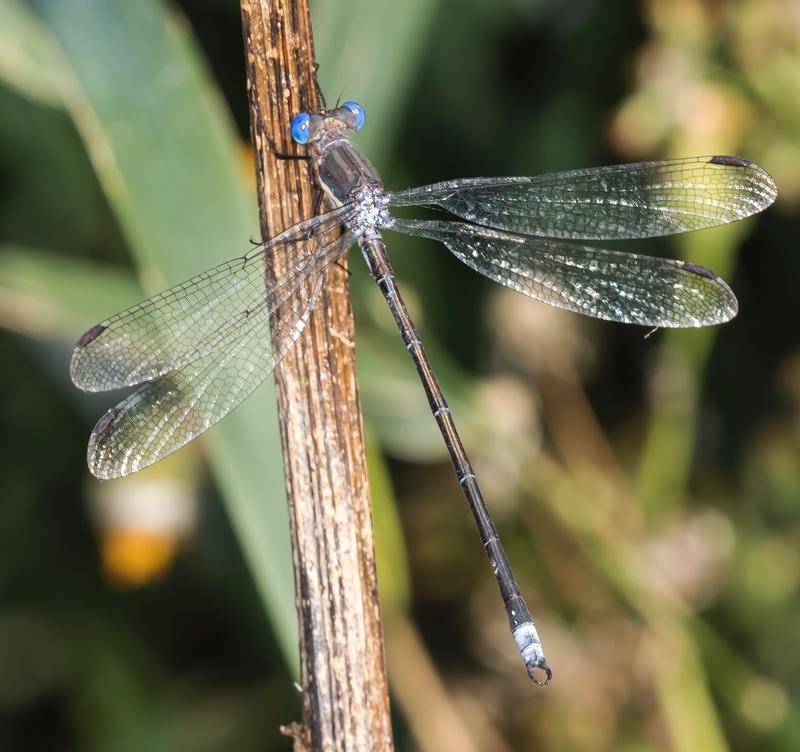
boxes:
[347,185,394,242]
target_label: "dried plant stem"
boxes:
[239,1,393,749]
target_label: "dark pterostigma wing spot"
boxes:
[92,407,122,438]
[681,261,718,280]
[709,155,752,167]
[76,323,107,348]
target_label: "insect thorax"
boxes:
[346,185,393,241]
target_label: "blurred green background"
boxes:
[1,0,799,750]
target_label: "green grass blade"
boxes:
[0,246,141,342]
[312,0,441,158]
[34,0,297,668]
[0,0,62,106]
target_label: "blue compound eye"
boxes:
[290,112,311,144]
[342,101,366,131]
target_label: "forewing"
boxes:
[86,231,352,479]
[390,219,737,327]
[389,156,776,240]
[71,206,350,392]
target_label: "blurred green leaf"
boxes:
[636,222,753,521]
[313,0,441,159]
[0,246,141,342]
[357,325,483,462]
[0,0,62,106]
[367,428,411,617]
[32,0,296,668]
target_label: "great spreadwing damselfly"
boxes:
[71,101,776,683]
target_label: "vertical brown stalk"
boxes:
[239,1,393,749]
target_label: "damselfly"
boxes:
[71,101,777,683]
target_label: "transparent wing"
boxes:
[390,219,737,327]
[389,156,776,240]
[71,206,351,392]
[86,230,353,479]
